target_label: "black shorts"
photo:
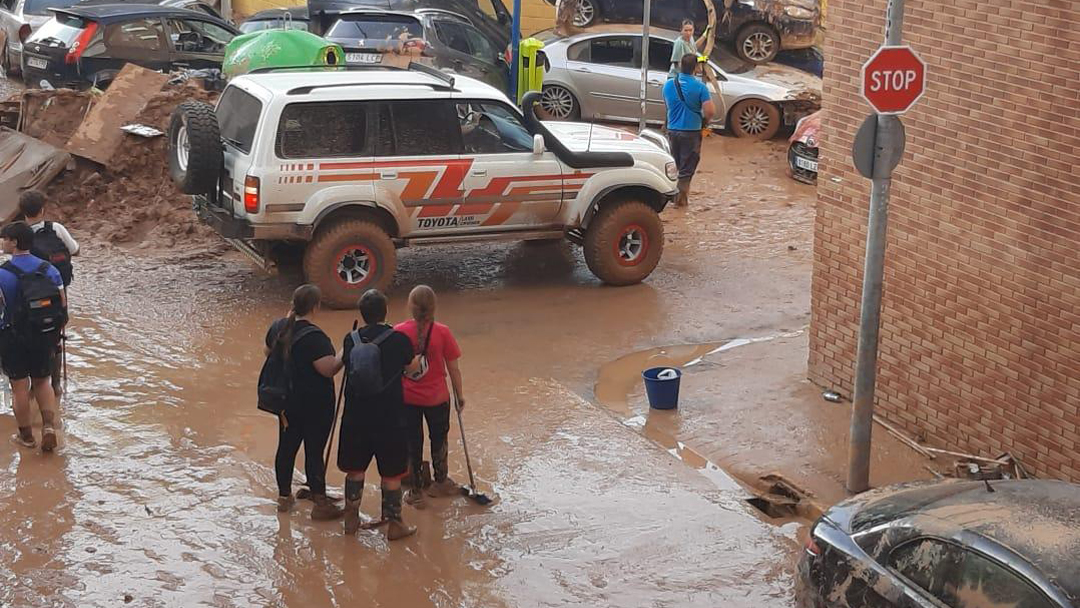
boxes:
[337,423,408,479]
[1,332,55,381]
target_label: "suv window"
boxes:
[388,100,460,156]
[457,102,531,154]
[946,551,1053,608]
[103,18,166,51]
[589,36,635,68]
[167,18,233,54]
[889,538,964,602]
[216,86,262,154]
[276,102,372,159]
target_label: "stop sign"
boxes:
[861,45,926,115]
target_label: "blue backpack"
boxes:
[346,327,395,398]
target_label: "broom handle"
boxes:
[454,393,479,492]
[323,320,357,472]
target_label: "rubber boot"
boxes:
[427,440,459,498]
[311,494,344,521]
[675,178,691,207]
[343,479,363,534]
[277,494,295,513]
[382,488,416,541]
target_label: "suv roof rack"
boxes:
[247,61,456,90]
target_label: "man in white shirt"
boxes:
[18,190,77,397]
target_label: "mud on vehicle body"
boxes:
[169,64,677,308]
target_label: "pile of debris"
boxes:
[2,64,225,253]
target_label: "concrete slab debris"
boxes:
[65,63,169,165]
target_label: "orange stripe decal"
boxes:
[318,172,378,182]
[482,202,521,226]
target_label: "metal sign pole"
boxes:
[846,0,907,494]
[638,0,651,133]
[511,0,522,102]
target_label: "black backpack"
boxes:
[2,260,65,344]
[257,324,320,415]
[346,328,395,399]
[30,222,73,287]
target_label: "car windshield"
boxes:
[239,19,307,33]
[26,13,87,46]
[326,14,422,46]
[23,0,84,16]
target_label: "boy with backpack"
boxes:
[0,222,66,452]
[19,190,78,397]
[337,289,420,540]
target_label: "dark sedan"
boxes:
[22,3,237,88]
[545,0,819,64]
[799,479,1079,608]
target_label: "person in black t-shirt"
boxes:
[265,284,344,521]
[338,289,420,540]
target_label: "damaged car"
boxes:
[542,0,820,64]
[799,479,1080,608]
[787,109,819,183]
[534,26,820,140]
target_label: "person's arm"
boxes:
[313,354,343,378]
[447,358,465,411]
[309,332,343,378]
[54,223,79,256]
[700,84,716,122]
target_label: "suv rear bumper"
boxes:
[194,195,312,240]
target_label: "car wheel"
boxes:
[730,99,781,140]
[573,0,598,27]
[168,101,222,194]
[583,199,663,286]
[303,218,396,310]
[736,24,780,64]
[1,43,19,78]
[538,85,580,121]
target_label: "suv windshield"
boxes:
[326,14,423,47]
[216,86,262,154]
[24,0,84,16]
[27,13,88,46]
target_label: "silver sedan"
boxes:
[533,25,820,140]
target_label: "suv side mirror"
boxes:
[532,133,545,155]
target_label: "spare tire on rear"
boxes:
[168,101,222,195]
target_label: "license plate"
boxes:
[346,52,380,64]
[26,57,48,70]
[795,156,818,172]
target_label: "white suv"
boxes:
[168,64,678,308]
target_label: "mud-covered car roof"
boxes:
[55,2,231,23]
[847,479,1080,597]
[247,6,309,20]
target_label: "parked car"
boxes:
[0,0,85,76]
[22,3,238,88]
[543,0,819,64]
[798,479,1080,608]
[76,0,226,21]
[307,0,513,53]
[325,8,509,92]
[238,6,309,33]
[787,109,819,183]
[533,26,819,140]
[166,64,678,308]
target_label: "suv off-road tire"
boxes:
[583,199,663,286]
[303,218,396,310]
[169,101,222,195]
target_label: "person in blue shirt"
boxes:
[1,221,65,452]
[663,53,716,207]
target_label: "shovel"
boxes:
[453,392,492,506]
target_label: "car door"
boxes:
[459,21,508,91]
[456,100,564,230]
[427,17,495,87]
[165,16,233,70]
[84,17,171,82]
[564,35,640,121]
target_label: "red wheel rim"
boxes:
[614,224,648,267]
[334,244,377,287]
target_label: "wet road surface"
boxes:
[0,136,816,606]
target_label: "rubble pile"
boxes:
[26,83,226,252]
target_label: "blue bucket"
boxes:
[642,367,682,410]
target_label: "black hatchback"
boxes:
[22,3,238,89]
[798,479,1080,608]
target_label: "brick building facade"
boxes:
[809,1,1079,480]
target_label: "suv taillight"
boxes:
[65,22,98,64]
[18,24,32,43]
[244,176,260,213]
[804,535,822,557]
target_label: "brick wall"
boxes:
[809,1,1080,481]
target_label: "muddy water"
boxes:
[0,138,815,606]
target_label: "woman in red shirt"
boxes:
[395,285,465,508]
